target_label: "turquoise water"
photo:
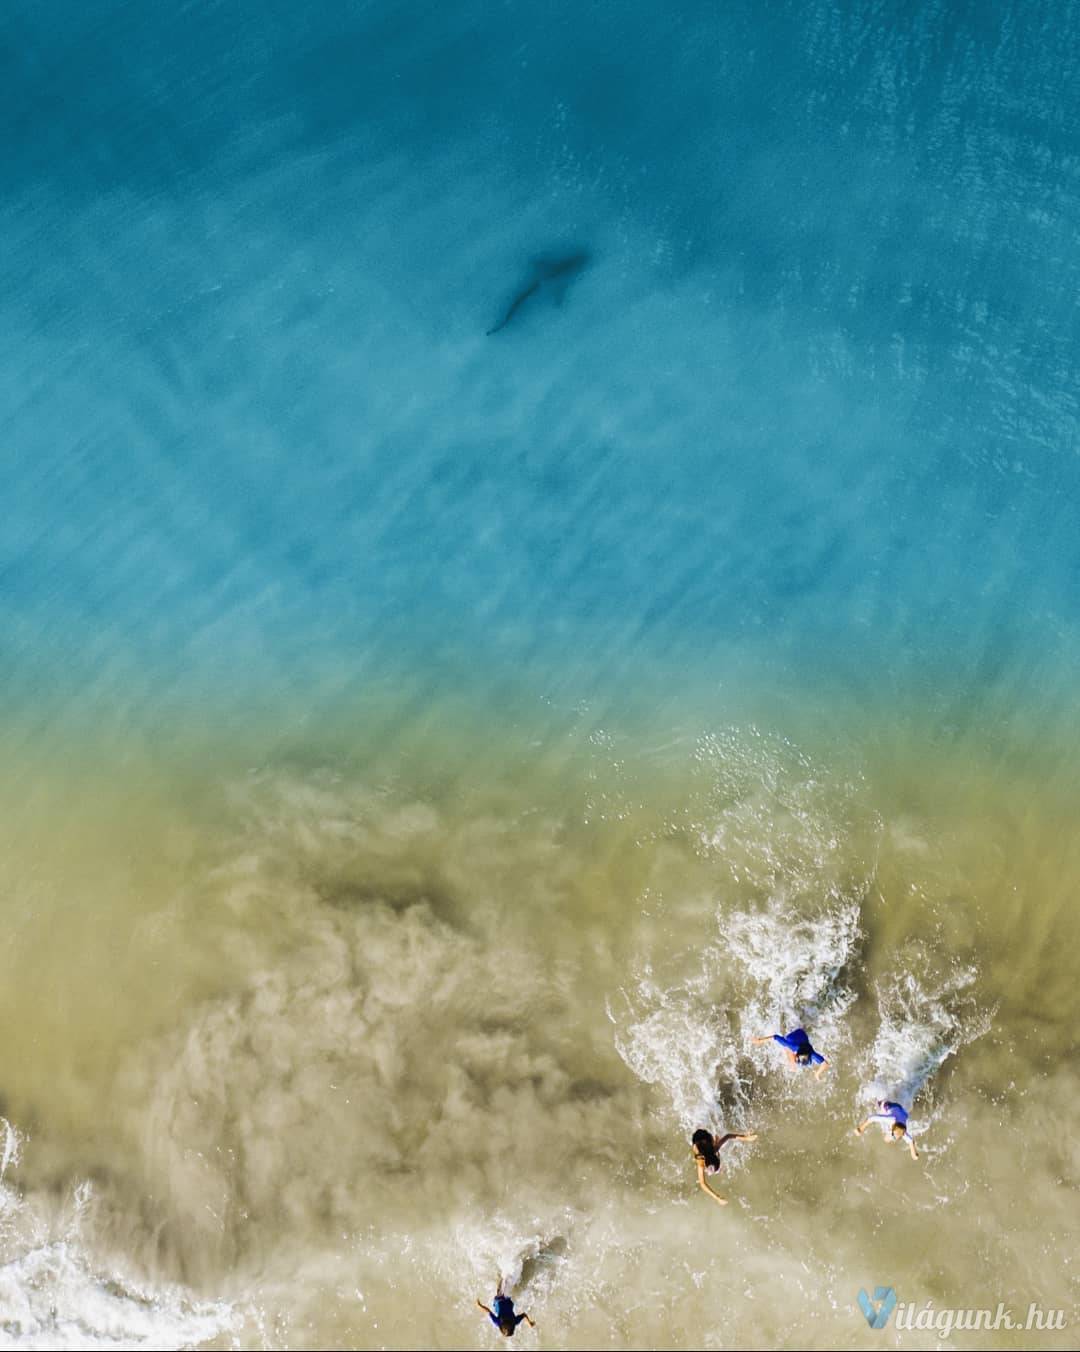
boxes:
[1,2,1078,1348]
[5,0,1080,716]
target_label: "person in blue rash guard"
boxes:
[476,1281,535,1337]
[751,1028,830,1080]
[855,1099,920,1161]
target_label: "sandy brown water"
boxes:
[0,687,1076,1349]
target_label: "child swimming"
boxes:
[752,1028,830,1080]
[690,1128,758,1207]
[476,1280,535,1337]
[855,1099,919,1161]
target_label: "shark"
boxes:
[486,249,591,335]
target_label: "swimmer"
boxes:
[751,1028,830,1080]
[691,1127,758,1207]
[855,1099,919,1161]
[477,1281,535,1337]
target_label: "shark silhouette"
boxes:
[486,249,590,335]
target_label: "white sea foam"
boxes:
[447,1211,573,1307]
[613,895,864,1135]
[610,964,744,1135]
[0,1129,236,1352]
[858,958,995,1140]
[0,1121,20,1186]
[731,894,862,1068]
[613,732,869,1129]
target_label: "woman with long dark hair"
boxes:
[690,1128,758,1207]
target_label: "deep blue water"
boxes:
[3,0,1079,727]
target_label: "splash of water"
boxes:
[859,956,995,1137]
[613,730,869,1130]
[0,1128,237,1352]
[610,965,745,1134]
[730,894,862,1062]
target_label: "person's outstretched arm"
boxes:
[750,1035,774,1045]
[520,1312,536,1328]
[477,1300,493,1317]
[854,1118,870,1135]
[814,1057,830,1081]
[715,1132,758,1150]
[907,1136,919,1161]
[696,1157,728,1206]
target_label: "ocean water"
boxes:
[1,0,1078,1347]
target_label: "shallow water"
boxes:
[1,0,1079,1347]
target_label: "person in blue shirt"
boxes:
[751,1028,830,1080]
[855,1099,919,1161]
[691,1127,758,1207]
[476,1281,535,1337]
